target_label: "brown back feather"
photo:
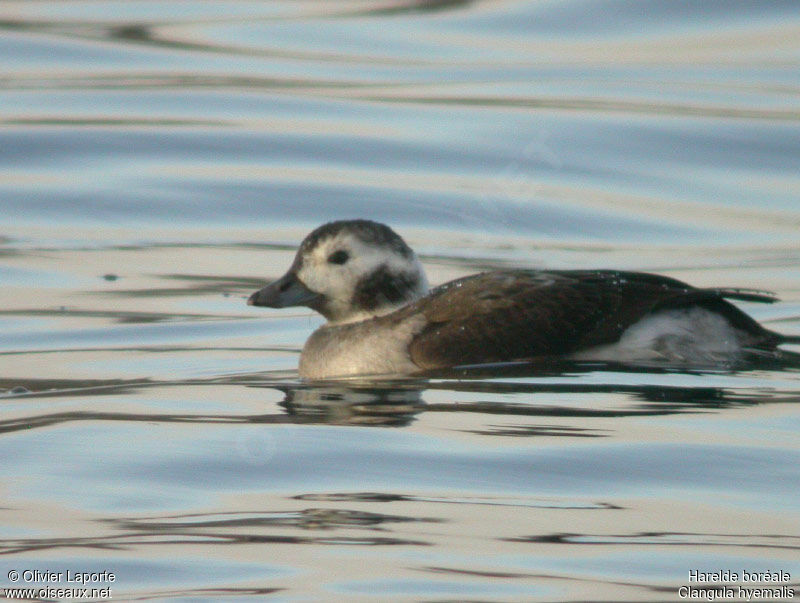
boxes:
[401,270,777,370]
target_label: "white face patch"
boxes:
[295,230,428,324]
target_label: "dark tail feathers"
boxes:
[702,288,800,346]
[705,288,779,304]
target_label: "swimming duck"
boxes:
[248,220,791,378]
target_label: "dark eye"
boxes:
[327,250,349,265]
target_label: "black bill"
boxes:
[247,271,320,308]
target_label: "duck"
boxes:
[248,219,794,378]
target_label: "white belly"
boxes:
[572,306,749,364]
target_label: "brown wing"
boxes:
[403,270,778,370]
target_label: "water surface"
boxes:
[1,1,799,600]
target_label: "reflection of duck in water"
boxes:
[281,386,424,427]
[248,220,796,378]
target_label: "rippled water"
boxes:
[2,1,800,600]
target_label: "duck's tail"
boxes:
[697,288,800,346]
[701,287,800,345]
[706,288,779,304]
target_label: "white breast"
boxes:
[299,314,427,378]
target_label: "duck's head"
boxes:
[248,220,429,324]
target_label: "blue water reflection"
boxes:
[1,0,799,599]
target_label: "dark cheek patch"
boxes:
[352,265,419,311]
